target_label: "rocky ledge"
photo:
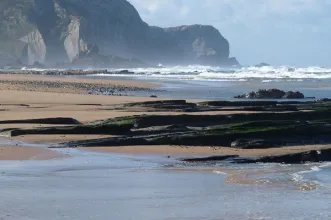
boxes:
[2,99,331,164]
[181,149,331,164]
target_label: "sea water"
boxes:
[0,149,331,219]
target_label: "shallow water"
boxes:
[0,148,331,220]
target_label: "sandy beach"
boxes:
[0,73,330,161]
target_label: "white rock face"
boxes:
[64,18,81,62]
[20,29,46,65]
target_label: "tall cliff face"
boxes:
[0,0,239,67]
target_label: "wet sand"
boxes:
[0,145,66,160]
[81,144,331,157]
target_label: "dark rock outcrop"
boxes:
[255,62,270,67]
[0,0,238,67]
[234,89,305,99]
[283,91,305,99]
[180,149,331,164]
[238,149,331,164]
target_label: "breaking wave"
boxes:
[100,65,331,82]
[290,162,331,190]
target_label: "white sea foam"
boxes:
[291,163,331,187]
[13,64,331,82]
[291,173,304,182]
[318,162,331,168]
[298,166,321,174]
[100,65,331,82]
[212,170,227,175]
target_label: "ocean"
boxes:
[90,65,331,100]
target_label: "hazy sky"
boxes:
[128,0,331,67]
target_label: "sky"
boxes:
[128,0,331,67]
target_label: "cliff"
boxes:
[0,0,239,67]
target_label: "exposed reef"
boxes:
[2,99,331,164]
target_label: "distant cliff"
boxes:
[0,0,239,67]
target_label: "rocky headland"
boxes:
[0,0,238,68]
